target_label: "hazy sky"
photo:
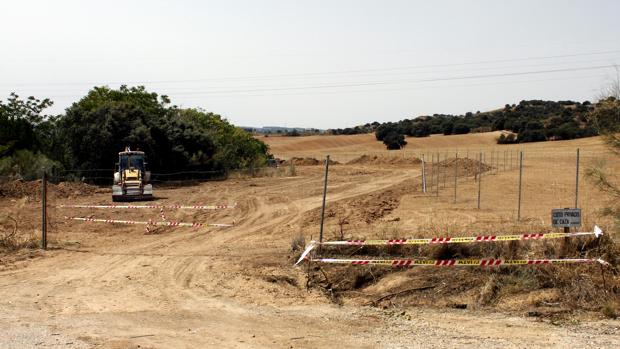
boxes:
[1,0,620,128]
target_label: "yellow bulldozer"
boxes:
[112,147,153,201]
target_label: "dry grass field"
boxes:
[263,131,609,162]
[0,133,618,348]
[265,133,617,226]
[264,131,501,158]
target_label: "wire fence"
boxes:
[1,146,617,251]
[273,143,611,165]
[276,146,617,228]
[444,148,600,225]
[0,167,282,186]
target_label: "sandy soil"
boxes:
[1,135,619,348]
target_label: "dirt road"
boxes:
[1,165,618,348]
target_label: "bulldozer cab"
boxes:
[119,152,146,174]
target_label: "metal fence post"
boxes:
[517,151,523,221]
[421,154,427,193]
[319,155,330,246]
[453,151,458,204]
[41,170,47,250]
[477,152,482,209]
[443,152,447,188]
[429,153,434,192]
[575,148,580,208]
[431,153,437,192]
[435,152,439,197]
[433,152,437,192]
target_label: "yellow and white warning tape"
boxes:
[310,257,609,267]
[295,226,603,265]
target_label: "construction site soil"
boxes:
[283,157,340,166]
[0,180,102,200]
[1,138,619,348]
[347,154,421,166]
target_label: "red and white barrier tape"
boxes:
[65,216,233,228]
[311,257,609,267]
[59,204,237,210]
[145,219,154,234]
[294,226,603,265]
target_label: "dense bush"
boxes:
[382,131,407,150]
[375,122,397,141]
[0,149,62,180]
[453,123,471,134]
[517,129,546,143]
[497,133,517,144]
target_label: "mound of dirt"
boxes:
[54,181,100,198]
[302,178,419,226]
[284,157,340,166]
[347,154,421,166]
[433,158,492,176]
[0,180,100,200]
[0,180,42,199]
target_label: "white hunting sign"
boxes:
[551,208,582,228]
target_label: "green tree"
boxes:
[0,93,53,154]
[0,93,60,179]
[453,122,471,134]
[57,86,175,171]
[441,120,454,135]
[497,133,517,144]
[56,85,268,173]
[179,108,269,170]
[383,131,407,150]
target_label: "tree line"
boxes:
[0,86,270,180]
[328,100,605,149]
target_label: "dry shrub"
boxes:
[477,274,501,306]
[290,233,306,253]
[284,157,339,166]
[306,264,389,303]
[229,166,289,179]
[252,167,287,178]
[287,162,297,177]
[602,302,618,319]
[0,216,38,251]
[309,221,620,312]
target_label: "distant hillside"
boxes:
[242,126,323,135]
[329,100,599,148]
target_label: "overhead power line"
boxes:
[38,66,614,99]
[149,64,618,95]
[163,73,610,99]
[3,49,620,87]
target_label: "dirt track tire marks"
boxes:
[2,161,618,348]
